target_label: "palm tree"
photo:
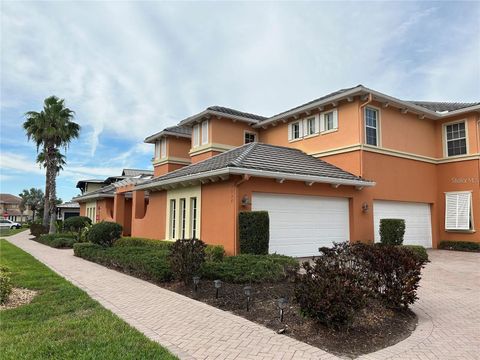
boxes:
[19,188,45,222]
[23,96,80,233]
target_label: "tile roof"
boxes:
[206,106,267,121]
[122,169,154,177]
[164,125,192,136]
[140,142,369,187]
[407,101,480,112]
[0,194,22,204]
[57,201,80,209]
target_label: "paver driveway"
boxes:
[5,231,480,359]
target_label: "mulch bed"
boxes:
[163,280,417,358]
[0,288,37,311]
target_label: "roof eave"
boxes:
[73,193,115,202]
[436,104,480,117]
[178,110,261,127]
[144,131,191,144]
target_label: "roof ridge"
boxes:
[229,142,257,167]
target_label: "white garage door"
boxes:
[252,193,350,257]
[374,200,432,247]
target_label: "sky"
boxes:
[1,1,479,202]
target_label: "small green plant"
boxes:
[0,265,13,304]
[168,239,206,284]
[36,233,77,248]
[379,219,405,245]
[64,216,92,240]
[30,223,48,238]
[205,245,224,262]
[239,211,269,255]
[87,222,123,247]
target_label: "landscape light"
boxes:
[243,286,252,311]
[193,276,200,292]
[277,298,288,322]
[213,280,222,299]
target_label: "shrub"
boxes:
[36,233,77,248]
[205,245,224,262]
[87,221,123,247]
[0,265,12,304]
[379,219,406,245]
[354,244,428,308]
[201,254,299,283]
[74,243,173,282]
[295,243,371,328]
[115,237,173,250]
[439,241,480,252]
[401,245,429,263]
[239,211,269,255]
[169,239,206,284]
[30,223,48,238]
[64,216,92,239]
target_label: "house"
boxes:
[56,201,81,221]
[74,169,153,235]
[0,193,33,223]
[75,85,480,257]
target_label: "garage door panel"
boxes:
[373,201,432,248]
[252,193,350,257]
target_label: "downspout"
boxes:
[358,93,373,178]
[477,119,480,181]
[233,174,250,255]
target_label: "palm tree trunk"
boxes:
[43,165,50,227]
[46,147,57,234]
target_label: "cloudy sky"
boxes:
[1,1,479,201]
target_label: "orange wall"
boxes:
[258,100,361,154]
[168,137,191,158]
[201,180,237,255]
[320,151,362,177]
[96,198,114,222]
[434,113,480,158]
[210,117,256,147]
[131,191,167,240]
[191,150,222,164]
[154,163,186,177]
[79,203,86,216]
[123,198,132,236]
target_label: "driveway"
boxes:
[5,232,480,359]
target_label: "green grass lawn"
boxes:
[0,239,177,360]
[0,227,29,237]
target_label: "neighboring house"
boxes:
[0,193,33,223]
[56,201,81,221]
[74,169,153,235]
[76,85,480,256]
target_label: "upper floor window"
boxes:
[244,131,256,144]
[201,120,209,145]
[306,116,316,136]
[445,192,473,231]
[193,124,200,148]
[288,121,301,141]
[365,107,379,146]
[445,122,467,157]
[320,109,338,132]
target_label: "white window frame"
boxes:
[445,191,474,231]
[193,124,200,148]
[190,197,197,239]
[155,141,161,159]
[288,121,302,141]
[179,198,186,239]
[201,120,209,145]
[160,138,167,158]
[320,109,338,133]
[244,131,257,144]
[443,120,468,157]
[305,116,318,136]
[170,199,176,239]
[364,106,380,146]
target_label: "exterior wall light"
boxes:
[241,195,251,207]
[243,286,252,311]
[362,202,369,213]
[214,279,222,299]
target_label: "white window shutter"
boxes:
[303,119,308,136]
[333,109,339,129]
[315,115,320,133]
[155,141,160,158]
[193,125,200,147]
[201,120,209,145]
[320,113,325,132]
[298,120,303,138]
[445,192,471,230]
[161,138,167,158]
[288,123,292,140]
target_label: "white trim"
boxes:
[364,106,381,147]
[153,156,191,166]
[189,143,235,156]
[320,109,338,133]
[445,191,474,231]
[193,124,200,148]
[201,120,209,145]
[160,138,167,158]
[305,115,318,136]
[442,119,469,158]
[289,121,302,141]
[243,130,258,144]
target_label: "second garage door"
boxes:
[252,193,350,257]
[373,200,432,247]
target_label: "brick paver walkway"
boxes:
[5,232,480,359]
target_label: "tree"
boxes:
[23,96,80,233]
[19,188,45,222]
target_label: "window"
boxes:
[319,109,338,133]
[160,138,167,158]
[180,198,186,239]
[170,199,176,239]
[445,122,467,157]
[201,120,209,145]
[289,121,301,141]
[324,112,334,131]
[306,117,316,135]
[445,192,473,231]
[244,132,256,144]
[155,141,160,159]
[193,124,200,148]
[190,197,197,239]
[365,107,379,146]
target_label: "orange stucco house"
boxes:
[75,85,479,256]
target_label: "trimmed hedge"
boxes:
[30,224,48,238]
[201,254,299,283]
[63,216,92,236]
[169,239,206,284]
[205,245,224,262]
[0,265,12,304]
[439,241,480,252]
[401,245,429,263]
[115,237,173,250]
[379,219,405,245]
[73,243,173,282]
[239,211,269,255]
[36,233,78,248]
[87,222,123,247]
